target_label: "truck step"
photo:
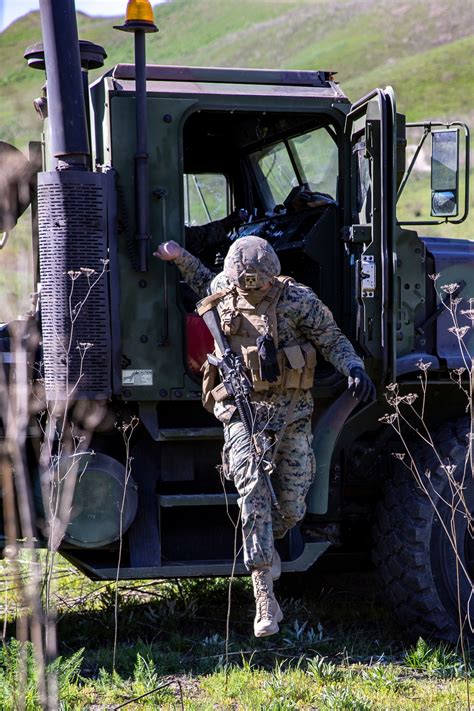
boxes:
[77,542,331,580]
[158,493,239,507]
[157,427,223,441]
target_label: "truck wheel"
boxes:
[373,417,473,643]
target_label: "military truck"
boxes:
[1,0,472,643]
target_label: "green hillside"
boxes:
[1,0,473,148]
[0,0,473,318]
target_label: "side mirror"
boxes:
[431,129,459,217]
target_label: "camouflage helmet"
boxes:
[223,236,281,289]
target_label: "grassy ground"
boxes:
[0,556,471,709]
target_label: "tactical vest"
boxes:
[197,276,317,411]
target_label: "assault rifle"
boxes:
[199,303,280,510]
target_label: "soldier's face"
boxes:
[237,280,273,304]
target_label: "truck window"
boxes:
[289,128,338,199]
[250,126,338,210]
[252,142,298,207]
[184,173,229,226]
[352,134,371,224]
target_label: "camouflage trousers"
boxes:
[222,416,316,570]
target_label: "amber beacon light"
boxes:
[116,0,158,32]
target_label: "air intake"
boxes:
[38,170,112,400]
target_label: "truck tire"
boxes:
[373,417,473,643]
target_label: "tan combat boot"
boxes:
[251,567,283,637]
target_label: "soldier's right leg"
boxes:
[223,422,283,637]
[223,421,274,570]
[271,417,316,540]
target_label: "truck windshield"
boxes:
[250,126,338,210]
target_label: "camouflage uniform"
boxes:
[173,245,364,570]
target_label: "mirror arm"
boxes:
[396,124,430,202]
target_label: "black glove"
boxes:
[256,333,280,383]
[348,367,376,402]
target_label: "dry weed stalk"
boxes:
[0,319,48,709]
[112,414,139,672]
[380,275,473,704]
[0,262,109,709]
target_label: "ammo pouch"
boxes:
[201,359,231,413]
[201,341,316,408]
[241,341,317,392]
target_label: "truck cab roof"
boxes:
[104,63,349,102]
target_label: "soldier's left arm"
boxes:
[293,286,365,376]
[173,249,216,299]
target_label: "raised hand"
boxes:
[153,241,183,261]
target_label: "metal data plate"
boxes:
[361,255,376,298]
[122,369,153,386]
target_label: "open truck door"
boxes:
[307,88,398,517]
[344,88,397,386]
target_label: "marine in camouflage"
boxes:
[173,241,364,569]
[174,247,364,430]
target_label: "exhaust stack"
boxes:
[39,0,90,169]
